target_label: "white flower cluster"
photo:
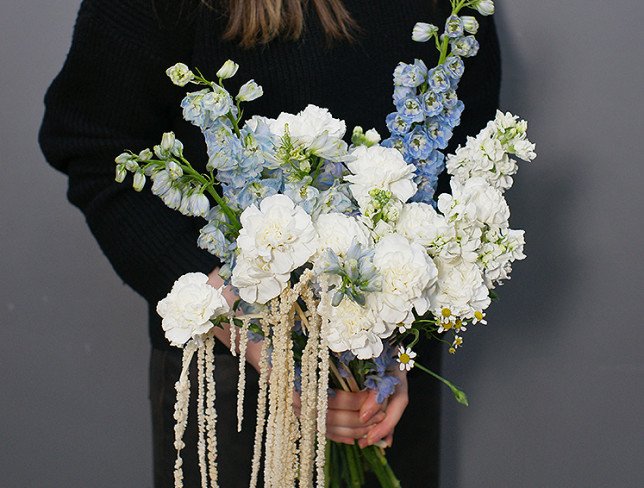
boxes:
[130,72,534,359]
[268,104,348,161]
[231,194,318,304]
[446,110,536,191]
[157,273,230,347]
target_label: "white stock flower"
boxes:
[429,257,491,322]
[396,202,456,252]
[479,228,526,287]
[345,145,417,208]
[156,273,230,347]
[322,295,387,360]
[365,129,381,145]
[371,234,438,327]
[216,59,239,79]
[446,111,535,191]
[438,177,510,229]
[166,63,194,86]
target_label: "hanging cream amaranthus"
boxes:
[115,1,536,486]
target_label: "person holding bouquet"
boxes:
[40,0,501,485]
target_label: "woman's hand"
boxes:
[325,390,387,445]
[358,369,409,448]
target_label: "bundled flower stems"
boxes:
[116,1,535,486]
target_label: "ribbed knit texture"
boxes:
[39,0,501,350]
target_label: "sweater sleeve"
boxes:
[39,0,219,306]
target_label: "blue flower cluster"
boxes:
[383,14,481,204]
[362,344,401,404]
[182,82,357,279]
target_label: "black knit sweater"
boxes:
[40,0,501,350]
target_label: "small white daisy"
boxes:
[397,346,417,371]
[472,310,488,325]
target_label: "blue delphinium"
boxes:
[363,344,401,404]
[319,240,382,307]
[383,13,484,205]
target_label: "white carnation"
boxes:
[156,273,230,347]
[371,234,438,327]
[236,194,318,275]
[345,145,417,208]
[270,104,347,160]
[322,296,387,360]
[314,212,372,258]
[231,257,290,305]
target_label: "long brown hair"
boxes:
[215,0,358,47]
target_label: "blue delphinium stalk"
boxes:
[383,3,485,206]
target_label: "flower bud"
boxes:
[364,128,381,145]
[236,80,263,102]
[166,161,183,180]
[115,152,132,165]
[216,59,239,80]
[160,132,176,154]
[474,0,495,16]
[162,187,183,210]
[189,192,210,217]
[461,16,480,35]
[132,171,146,192]
[138,148,153,161]
[165,63,194,87]
[151,170,172,196]
[124,159,139,172]
[115,165,127,183]
[411,22,438,42]
[171,139,184,158]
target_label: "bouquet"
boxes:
[114,1,535,486]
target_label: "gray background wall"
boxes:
[1,1,642,487]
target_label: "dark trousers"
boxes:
[149,343,441,487]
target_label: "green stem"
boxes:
[438,0,469,65]
[361,445,401,488]
[226,111,242,138]
[415,362,469,406]
[179,160,241,231]
[344,443,362,487]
